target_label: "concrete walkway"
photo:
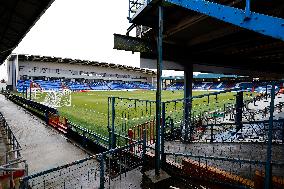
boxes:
[0,94,90,174]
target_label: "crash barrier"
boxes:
[0,112,28,188]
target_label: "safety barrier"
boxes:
[67,121,109,150]
[108,96,155,149]
[0,112,28,188]
[20,156,99,189]
[0,112,22,160]
[98,137,146,189]
[19,137,146,189]
[107,90,261,149]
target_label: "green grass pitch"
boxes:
[57,90,252,137]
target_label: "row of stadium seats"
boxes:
[17,80,32,92]
[166,81,282,92]
[16,80,154,92]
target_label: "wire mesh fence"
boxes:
[20,156,99,189]
[108,97,155,148]
[19,137,146,189]
[98,139,145,189]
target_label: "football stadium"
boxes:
[0,0,284,189]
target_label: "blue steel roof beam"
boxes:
[165,0,284,41]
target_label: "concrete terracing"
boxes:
[0,94,89,174]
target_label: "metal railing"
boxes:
[98,137,146,189]
[68,121,109,149]
[0,113,22,162]
[20,134,147,189]
[0,112,28,188]
[20,155,99,189]
[108,96,155,149]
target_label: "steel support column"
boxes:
[155,5,163,176]
[235,91,243,131]
[161,102,166,165]
[111,97,116,149]
[265,82,275,189]
[99,154,105,189]
[29,85,32,100]
[266,84,268,100]
[184,65,193,142]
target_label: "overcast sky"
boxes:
[0,0,141,80]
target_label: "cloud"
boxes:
[13,0,140,65]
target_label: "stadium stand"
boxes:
[17,79,283,93]
[165,81,283,92]
[17,80,154,92]
[7,54,157,91]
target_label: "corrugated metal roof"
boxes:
[13,54,157,75]
[0,0,55,64]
